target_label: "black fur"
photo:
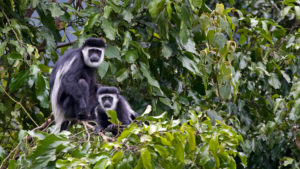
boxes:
[50,38,105,131]
[83,38,106,48]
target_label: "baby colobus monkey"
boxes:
[50,38,105,133]
[94,86,138,133]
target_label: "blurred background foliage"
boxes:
[0,0,299,168]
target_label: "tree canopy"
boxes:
[0,0,299,168]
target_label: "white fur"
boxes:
[122,99,136,122]
[51,57,76,133]
[82,47,105,67]
[98,94,118,111]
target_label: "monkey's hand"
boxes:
[95,125,104,133]
[106,124,118,132]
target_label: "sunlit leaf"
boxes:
[49,3,64,17]
[141,148,152,169]
[173,135,184,163]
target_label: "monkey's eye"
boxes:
[88,49,102,58]
[102,96,113,103]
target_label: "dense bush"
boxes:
[0,0,299,168]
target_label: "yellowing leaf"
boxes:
[216,3,224,14]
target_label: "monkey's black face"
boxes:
[82,47,105,68]
[89,49,102,62]
[98,93,118,111]
[102,96,113,108]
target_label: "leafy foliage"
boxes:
[0,0,300,168]
[8,110,245,169]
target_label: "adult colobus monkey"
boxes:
[50,38,105,133]
[94,86,138,133]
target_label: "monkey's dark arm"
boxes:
[61,76,89,111]
[94,107,111,133]
[117,96,136,125]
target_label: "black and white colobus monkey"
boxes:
[50,38,106,133]
[93,86,138,132]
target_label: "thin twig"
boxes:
[82,121,91,142]
[0,84,38,127]
[1,9,26,48]
[56,41,76,49]
[0,142,22,168]
[32,114,53,131]
[99,132,115,142]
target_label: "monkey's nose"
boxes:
[90,54,99,62]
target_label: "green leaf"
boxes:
[30,0,39,8]
[268,73,281,89]
[166,0,172,19]
[213,32,227,50]
[101,19,117,40]
[36,4,60,41]
[0,41,7,56]
[182,39,197,54]
[49,3,64,17]
[94,157,110,169]
[106,110,118,124]
[134,158,143,169]
[27,134,70,169]
[140,62,160,89]
[190,0,203,8]
[209,134,219,155]
[125,50,139,63]
[162,44,172,59]
[105,44,121,59]
[149,0,164,19]
[8,160,17,169]
[179,56,201,75]
[111,151,124,163]
[160,137,172,146]
[295,6,300,19]
[282,6,292,18]
[186,127,196,151]
[35,75,50,108]
[238,152,247,167]
[200,14,209,30]
[154,145,169,158]
[220,83,231,100]
[7,52,22,60]
[85,13,100,30]
[209,134,220,167]
[216,3,224,14]
[141,148,152,169]
[173,135,184,163]
[9,71,30,92]
[122,10,133,22]
[0,145,6,159]
[281,157,294,167]
[98,61,109,79]
[116,68,129,82]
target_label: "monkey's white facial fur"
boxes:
[98,94,118,112]
[82,47,105,68]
